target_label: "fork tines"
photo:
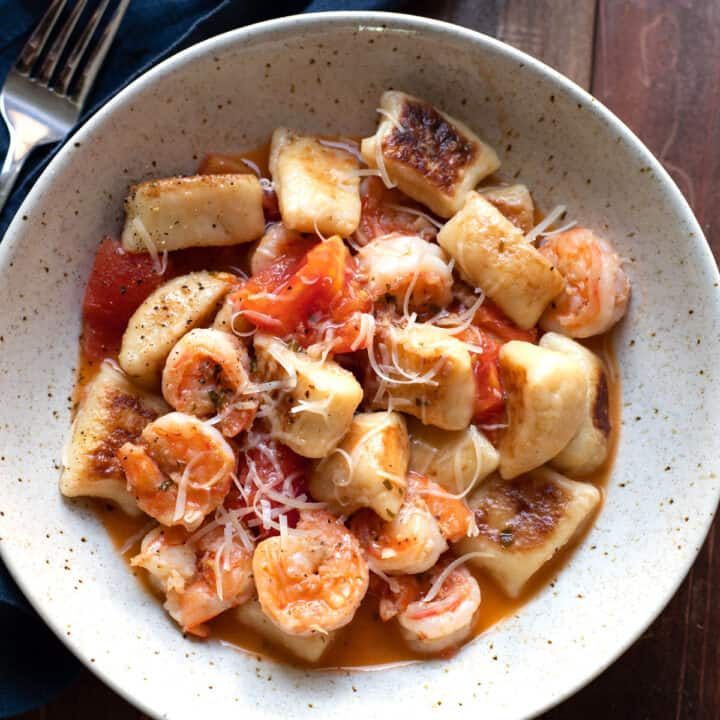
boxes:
[15,0,130,107]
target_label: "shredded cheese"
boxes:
[131,216,165,275]
[290,396,332,417]
[328,447,354,485]
[525,205,571,244]
[228,265,249,280]
[350,312,375,352]
[417,426,485,502]
[265,340,298,390]
[214,544,225,600]
[376,107,405,132]
[119,520,157,555]
[313,219,328,242]
[230,311,257,338]
[368,559,401,594]
[374,137,396,189]
[317,138,365,163]
[401,265,421,322]
[172,469,189,523]
[345,234,364,253]
[385,203,444,230]
[158,250,168,275]
[240,158,262,177]
[422,552,492,603]
[366,322,443,389]
[427,294,485,336]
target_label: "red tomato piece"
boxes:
[356,177,438,243]
[229,439,310,539]
[472,301,538,344]
[459,325,506,431]
[262,186,281,222]
[233,236,371,352]
[81,238,172,360]
[80,322,124,362]
[227,239,317,333]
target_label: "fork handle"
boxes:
[0,135,30,216]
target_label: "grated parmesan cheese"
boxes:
[422,551,492,603]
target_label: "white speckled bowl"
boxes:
[1,12,718,720]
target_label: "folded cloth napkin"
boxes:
[0,0,396,715]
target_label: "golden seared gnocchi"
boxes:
[310,411,409,520]
[438,192,565,329]
[479,183,535,234]
[270,128,361,237]
[254,333,363,458]
[67,90,627,667]
[455,468,601,597]
[369,322,475,431]
[361,91,500,217]
[119,271,235,389]
[235,599,337,663]
[407,419,498,495]
[540,332,612,476]
[122,174,265,253]
[498,341,586,479]
[60,363,169,514]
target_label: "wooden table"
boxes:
[19,1,720,718]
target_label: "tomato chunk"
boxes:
[356,177,438,243]
[228,439,310,539]
[81,238,172,360]
[232,236,371,353]
[460,326,504,422]
[472,301,538,343]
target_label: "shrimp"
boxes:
[161,328,257,437]
[350,473,449,575]
[252,509,369,636]
[357,233,453,313]
[410,472,478,541]
[250,223,311,275]
[537,228,630,338]
[118,412,235,531]
[378,556,481,654]
[131,522,254,637]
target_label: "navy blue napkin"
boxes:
[0,1,395,715]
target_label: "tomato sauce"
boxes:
[76,143,622,669]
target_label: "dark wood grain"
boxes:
[593,0,720,257]
[16,1,720,718]
[542,3,720,717]
[496,0,596,89]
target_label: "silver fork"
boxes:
[0,0,131,213]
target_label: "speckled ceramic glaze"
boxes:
[0,12,718,720]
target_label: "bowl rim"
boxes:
[1,10,718,719]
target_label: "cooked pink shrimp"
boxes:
[118,412,235,531]
[357,233,453,313]
[253,509,369,636]
[410,472,477,542]
[131,521,254,637]
[250,223,305,275]
[538,228,630,338]
[161,328,257,437]
[350,473,449,575]
[379,556,481,654]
